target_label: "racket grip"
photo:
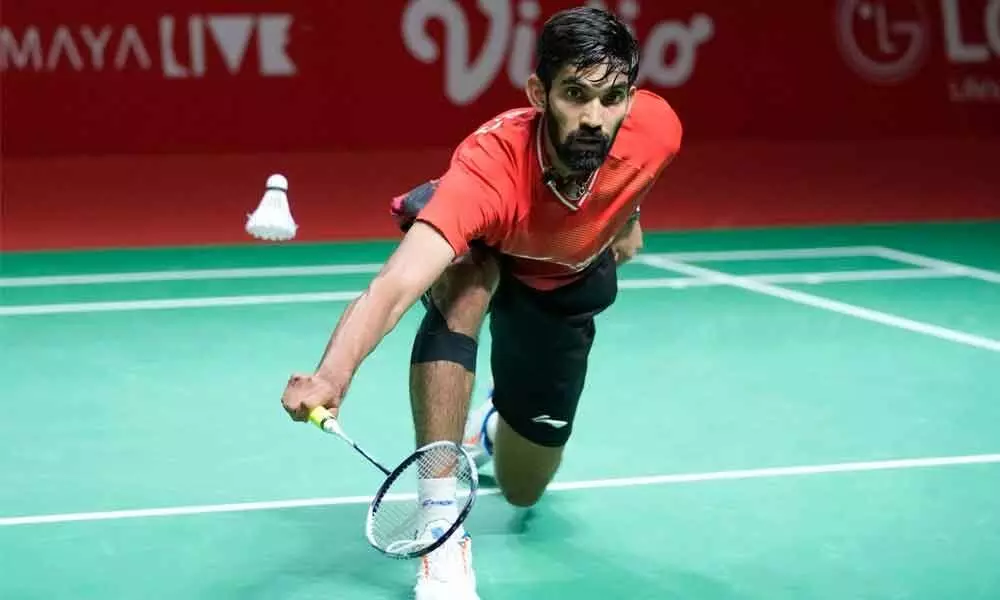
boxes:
[308,406,333,429]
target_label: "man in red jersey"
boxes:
[281,6,681,599]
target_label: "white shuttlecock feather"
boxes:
[246,174,298,241]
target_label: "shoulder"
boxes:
[424,108,535,219]
[449,108,535,189]
[612,90,683,168]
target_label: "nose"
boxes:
[579,99,603,129]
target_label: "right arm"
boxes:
[281,222,456,421]
[280,127,514,422]
[316,221,456,380]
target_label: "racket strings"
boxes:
[367,442,476,558]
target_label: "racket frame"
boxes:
[308,407,479,559]
[366,440,479,559]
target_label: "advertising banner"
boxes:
[2,0,998,155]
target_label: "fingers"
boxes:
[281,373,315,422]
[612,246,634,265]
[281,373,340,423]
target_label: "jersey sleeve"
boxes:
[636,90,683,171]
[612,91,683,221]
[415,132,515,257]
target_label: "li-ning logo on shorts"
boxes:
[835,0,931,83]
[532,415,568,429]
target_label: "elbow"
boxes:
[367,268,425,326]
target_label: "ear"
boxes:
[525,74,547,112]
[625,85,638,113]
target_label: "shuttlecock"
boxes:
[246,174,298,241]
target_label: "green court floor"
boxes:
[2,221,999,599]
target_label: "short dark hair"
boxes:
[535,6,640,90]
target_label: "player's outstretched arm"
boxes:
[280,222,456,422]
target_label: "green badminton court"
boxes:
[2,220,999,599]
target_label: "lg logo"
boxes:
[836,0,930,83]
[837,0,1000,85]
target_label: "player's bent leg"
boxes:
[482,248,618,508]
[492,413,565,507]
[483,307,596,508]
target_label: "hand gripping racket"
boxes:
[308,406,479,559]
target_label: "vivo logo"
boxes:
[0,14,296,77]
[402,0,714,105]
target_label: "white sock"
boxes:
[418,477,461,537]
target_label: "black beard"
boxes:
[545,107,614,174]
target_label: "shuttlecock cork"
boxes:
[246,174,298,241]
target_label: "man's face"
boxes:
[544,62,635,173]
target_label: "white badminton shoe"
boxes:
[461,386,497,469]
[413,520,479,600]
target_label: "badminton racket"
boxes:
[308,406,479,559]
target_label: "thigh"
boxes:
[424,245,499,336]
[488,249,617,448]
[489,302,596,448]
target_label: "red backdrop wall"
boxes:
[2,0,998,250]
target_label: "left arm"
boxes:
[611,208,643,265]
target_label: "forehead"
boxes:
[553,61,630,90]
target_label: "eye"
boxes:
[564,86,584,101]
[603,90,627,105]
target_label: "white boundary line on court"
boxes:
[639,255,1000,353]
[0,291,364,316]
[871,247,1000,285]
[618,268,956,289]
[4,244,997,318]
[5,244,998,289]
[0,268,953,317]
[648,246,887,262]
[2,452,998,527]
[0,263,385,288]
[1,246,882,287]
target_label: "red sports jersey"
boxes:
[416,90,682,291]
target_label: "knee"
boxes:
[500,485,547,508]
[411,252,499,372]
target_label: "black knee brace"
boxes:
[410,301,478,372]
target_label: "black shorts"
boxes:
[390,178,618,447]
[488,249,618,447]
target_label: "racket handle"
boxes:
[308,405,332,428]
[308,406,345,437]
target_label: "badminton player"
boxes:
[281,6,682,599]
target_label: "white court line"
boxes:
[872,247,1000,285]
[0,291,362,316]
[0,263,385,288]
[618,268,953,289]
[640,256,1000,353]
[2,452,998,527]
[649,246,884,262]
[3,245,988,289]
[1,269,954,317]
[0,246,881,288]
